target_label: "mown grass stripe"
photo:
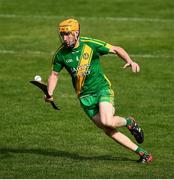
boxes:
[0,14,173,23]
[0,49,173,59]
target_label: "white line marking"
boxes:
[0,50,15,54]
[0,14,173,23]
[131,54,173,59]
[0,50,49,55]
[0,49,173,59]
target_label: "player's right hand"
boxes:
[44,95,53,103]
[123,61,140,73]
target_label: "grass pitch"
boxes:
[0,0,174,178]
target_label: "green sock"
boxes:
[125,117,132,126]
[135,147,148,156]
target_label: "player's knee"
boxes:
[103,127,117,137]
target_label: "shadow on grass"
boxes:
[0,147,134,162]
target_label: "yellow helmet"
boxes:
[59,19,80,33]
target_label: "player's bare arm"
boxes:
[109,46,140,73]
[45,71,59,102]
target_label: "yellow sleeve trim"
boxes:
[81,38,112,50]
[105,43,112,49]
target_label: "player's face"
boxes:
[60,32,76,48]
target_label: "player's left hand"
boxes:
[44,95,54,103]
[123,61,140,73]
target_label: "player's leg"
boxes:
[99,102,144,144]
[92,112,152,163]
[98,88,144,143]
[79,92,152,163]
[92,113,138,151]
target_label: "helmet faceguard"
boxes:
[58,19,80,48]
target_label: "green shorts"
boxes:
[79,88,115,119]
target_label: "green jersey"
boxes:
[52,37,112,96]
